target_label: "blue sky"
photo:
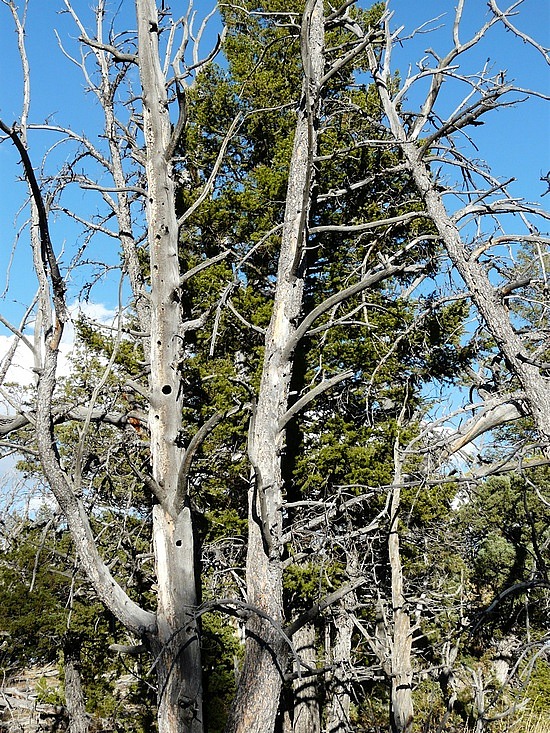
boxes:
[0,0,548,337]
[0,1,547,493]
[389,0,550,201]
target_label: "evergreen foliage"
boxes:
[0,1,548,731]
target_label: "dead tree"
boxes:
[363,1,550,449]
[1,2,548,733]
[0,1,225,731]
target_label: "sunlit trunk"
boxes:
[293,623,320,733]
[152,506,203,733]
[225,2,325,731]
[136,1,203,729]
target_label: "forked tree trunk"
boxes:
[225,2,325,731]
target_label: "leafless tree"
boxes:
[0,1,225,730]
[0,2,549,733]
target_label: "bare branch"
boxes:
[279,370,354,429]
[285,579,366,638]
[78,35,138,64]
[177,112,243,226]
[444,396,525,457]
[488,0,550,64]
[285,260,422,358]
[179,249,231,286]
[309,209,431,234]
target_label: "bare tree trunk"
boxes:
[225,2,325,731]
[3,1,211,730]
[325,550,361,733]
[405,141,550,445]
[293,623,320,733]
[135,1,202,730]
[151,506,202,733]
[367,17,550,450]
[64,633,89,733]
[388,453,413,733]
[325,609,353,733]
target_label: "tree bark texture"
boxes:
[151,505,203,733]
[325,609,353,733]
[63,634,89,733]
[135,1,203,730]
[10,1,205,729]
[225,2,325,732]
[292,623,320,733]
[388,469,414,733]
[388,488,413,733]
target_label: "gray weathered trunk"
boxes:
[22,0,205,728]
[64,634,89,733]
[225,2,325,731]
[293,623,320,733]
[135,1,203,730]
[388,467,413,733]
[405,142,550,445]
[368,41,550,449]
[325,609,353,733]
[325,551,359,733]
[150,506,202,732]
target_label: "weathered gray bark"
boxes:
[367,17,550,452]
[363,452,413,733]
[135,0,202,730]
[2,1,204,730]
[0,114,156,638]
[149,506,202,732]
[63,634,89,733]
[387,474,413,733]
[325,609,353,733]
[6,4,547,733]
[0,0,157,706]
[293,624,320,733]
[406,143,550,447]
[225,2,325,731]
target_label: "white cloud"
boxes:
[0,333,36,387]
[0,453,58,521]
[72,301,118,323]
[0,300,119,393]
[0,300,120,500]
